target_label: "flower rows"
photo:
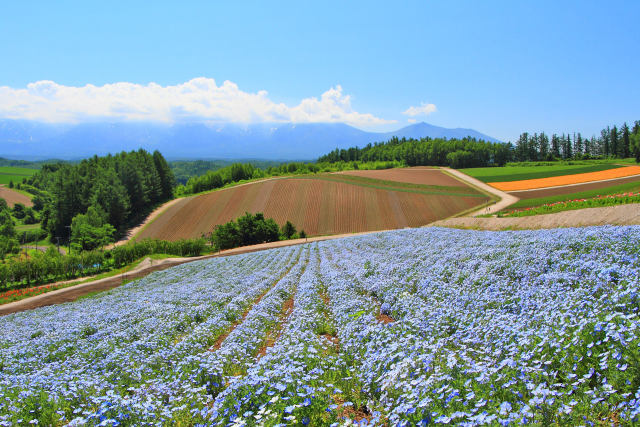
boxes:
[0,226,639,425]
[500,191,640,217]
[489,165,640,191]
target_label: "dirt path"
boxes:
[432,203,640,230]
[440,168,520,216]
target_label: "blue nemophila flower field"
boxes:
[1,226,639,426]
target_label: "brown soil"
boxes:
[137,178,483,241]
[210,262,298,353]
[340,167,468,187]
[334,396,373,423]
[378,313,395,324]
[210,284,274,352]
[432,203,640,230]
[320,333,340,348]
[258,293,295,357]
[509,174,640,199]
[0,185,33,207]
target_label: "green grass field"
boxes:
[460,162,623,183]
[0,166,37,185]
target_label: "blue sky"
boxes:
[0,0,638,142]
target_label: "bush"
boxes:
[211,213,301,251]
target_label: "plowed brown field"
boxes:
[137,177,485,240]
[340,167,467,187]
[0,185,32,207]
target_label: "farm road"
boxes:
[432,203,640,230]
[441,168,519,215]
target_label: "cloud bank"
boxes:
[0,78,395,127]
[402,102,437,117]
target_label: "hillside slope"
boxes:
[137,171,487,240]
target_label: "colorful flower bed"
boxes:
[499,191,640,217]
[0,226,639,425]
[0,283,71,304]
[489,165,640,191]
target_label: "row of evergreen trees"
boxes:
[318,121,640,167]
[512,121,640,162]
[318,137,512,168]
[25,149,175,243]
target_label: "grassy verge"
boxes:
[15,223,41,232]
[460,162,623,183]
[0,166,37,185]
[0,253,186,305]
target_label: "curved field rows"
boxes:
[509,174,640,200]
[2,227,640,425]
[137,178,484,240]
[489,165,640,191]
[339,167,468,187]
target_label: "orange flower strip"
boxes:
[489,166,640,191]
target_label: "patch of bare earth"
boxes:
[0,185,32,207]
[209,287,272,352]
[137,177,485,241]
[257,293,295,358]
[377,313,395,324]
[319,290,340,351]
[209,262,298,352]
[334,395,373,424]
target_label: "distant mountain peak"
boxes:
[0,119,500,160]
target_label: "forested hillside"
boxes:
[319,120,640,167]
[319,137,512,168]
[24,150,174,242]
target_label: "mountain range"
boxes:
[0,120,500,161]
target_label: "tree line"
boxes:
[23,149,175,245]
[512,121,640,162]
[318,137,512,169]
[177,160,403,196]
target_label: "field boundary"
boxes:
[432,203,640,231]
[508,173,640,194]
[129,176,290,242]
[441,168,519,216]
[489,165,640,191]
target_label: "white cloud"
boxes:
[407,118,417,123]
[0,78,395,127]
[402,102,437,117]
